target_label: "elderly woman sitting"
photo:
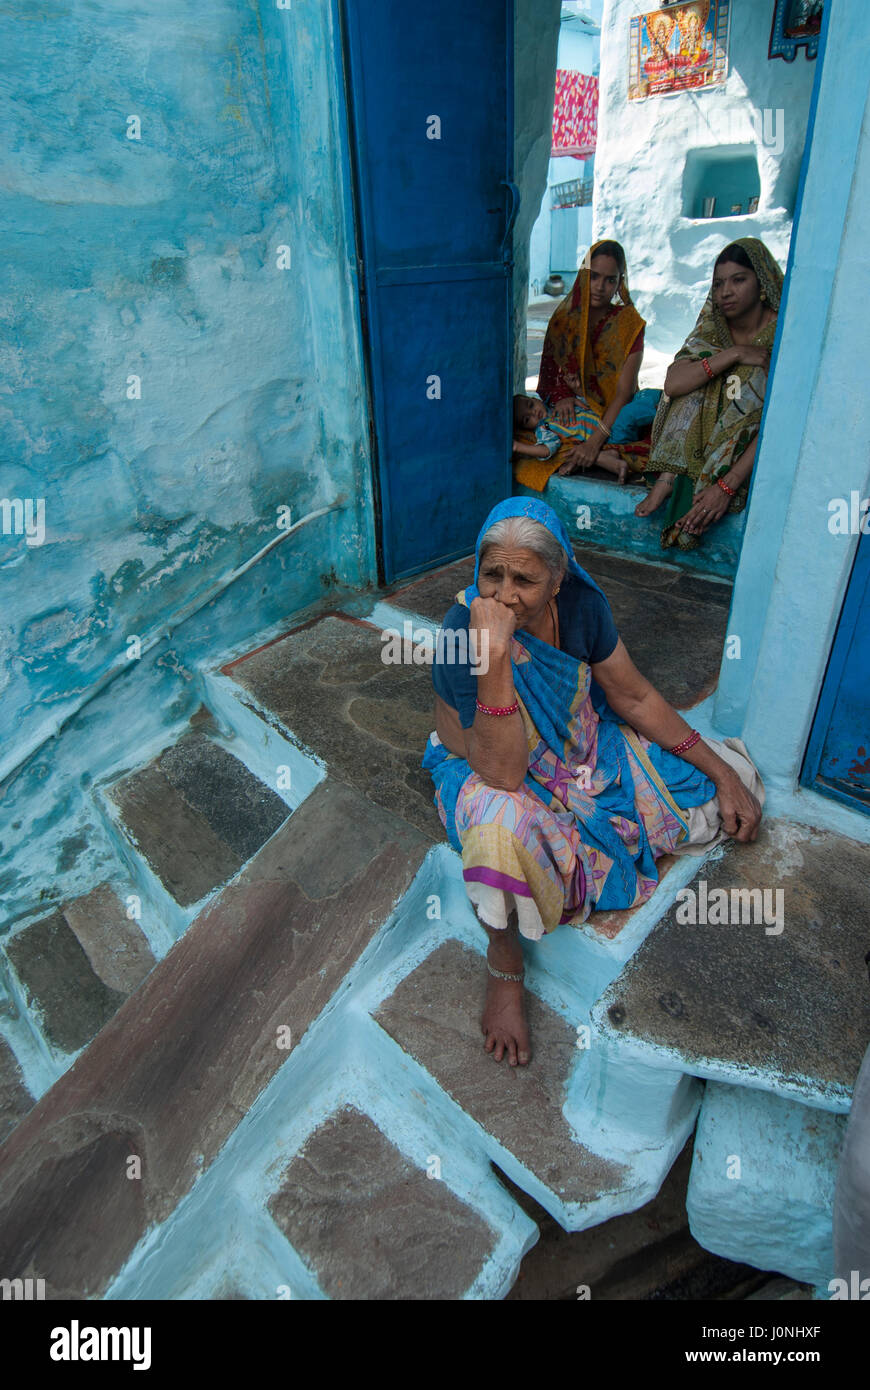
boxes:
[423,498,762,1067]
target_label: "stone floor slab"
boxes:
[267,1106,496,1300]
[577,550,731,710]
[595,821,870,1105]
[5,911,125,1055]
[0,1037,33,1145]
[0,780,430,1297]
[374,939,628,1208]
[224,615,442,839]
[157,731,289,862]
[108,731,290,908]
[109,763,244,907]
[62,882,155,996]
[386,559,475,623]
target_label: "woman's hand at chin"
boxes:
[469,596,518,652]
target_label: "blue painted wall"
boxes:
[0,0,376,768]
[714,0,870,833]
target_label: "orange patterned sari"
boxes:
[516,240,648,491]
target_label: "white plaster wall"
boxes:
[595,0,817,365]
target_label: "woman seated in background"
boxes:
[636,238,784,551]
[515,239,658,491]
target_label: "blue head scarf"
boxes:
[466,496,607,604]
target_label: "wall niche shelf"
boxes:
[682,144,761,220]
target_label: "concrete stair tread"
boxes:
[0,779,431,1297]
[593,821,870,1107]
[374,939,629,1207]
[108,728,290,907]
[223,613,442,839]
[267,1105,497,1299]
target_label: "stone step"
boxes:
[222,613,442,840]
[517,475,746,581]
[61,882,155,997]
[0,778,431,1298]
[686,1081,847,1289]
[501,1143,773,1301]
[592,820,870,1112]
[106,726,292,908]
[3,883,156,1062]
[0,1037,33,1145]
[373,938,639,1229]
[266,1105,500,1300]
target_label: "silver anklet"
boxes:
[486,959,524,983]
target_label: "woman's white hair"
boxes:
[478,515,568,583]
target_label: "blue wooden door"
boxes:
[341,0,515,582]
[802,530,870,813]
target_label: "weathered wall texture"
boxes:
[0,1,375,762]
[513,0,562,389]
[594,0,816,357]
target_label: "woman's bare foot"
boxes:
[635,472,675,516]
[597,450,628,485]
[481,918,531,1066]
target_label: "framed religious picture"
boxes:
[748,195,760,213]
[730,202,743,214]
[769,0,823,62]
[628,1,731,101]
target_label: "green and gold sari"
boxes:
[646,238,784,551]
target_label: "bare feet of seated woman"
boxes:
[635,470,674,516]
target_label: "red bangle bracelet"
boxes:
[701,357,715,380]
[716,478,737,497]
[669,729,701,756]
[476,698,519,718]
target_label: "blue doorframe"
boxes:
[340,0,515,583]
[802,528,870,814]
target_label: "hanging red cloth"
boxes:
[551,70,598,159]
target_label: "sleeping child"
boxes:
[512,392,629,482]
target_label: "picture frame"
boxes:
[769,0,823,62]
[628,1,731,102]
[748,194,760,213]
